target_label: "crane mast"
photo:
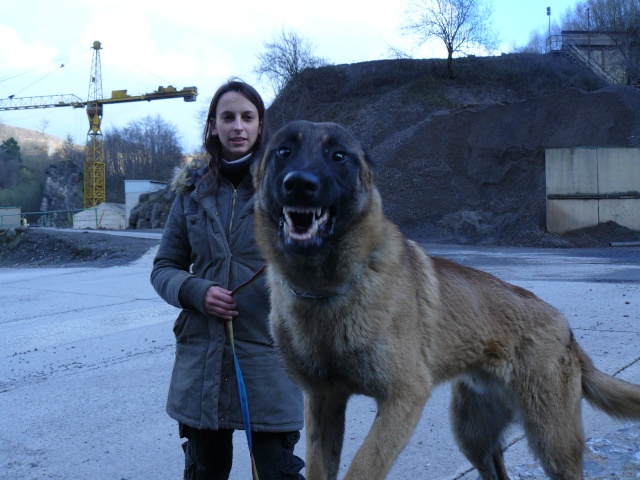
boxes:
[0,40,198,209]
[85,41,106,208]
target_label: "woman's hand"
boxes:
[204,286,238,320]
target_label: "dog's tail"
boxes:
[576,336,640,419]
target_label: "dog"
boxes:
[252,120,640,479]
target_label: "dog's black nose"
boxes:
[283,171,320,200]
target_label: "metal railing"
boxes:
[547,34,619,84]
[1,207,125,231]
[562,37,618,84]
[0,209,87,229]
[547,35,564,53]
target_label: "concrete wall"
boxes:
[546,147,640,234]
[124,180,166,226]
[73,203,126,230]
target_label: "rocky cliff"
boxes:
[39,160,82,227]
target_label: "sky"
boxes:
[0,0,581,154]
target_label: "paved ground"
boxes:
[0,234,638,479]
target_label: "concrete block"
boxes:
[600,198,640,230]
[597,148,640,194]
[546,148,598,195]
[547,198,599,234]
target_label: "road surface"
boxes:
[1,240,639,479]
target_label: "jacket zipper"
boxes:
[228,188,238,236]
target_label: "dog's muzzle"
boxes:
[279,206,336,246]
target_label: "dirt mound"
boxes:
[379,85,640,246]
[0,228,159,268]
[266,54,640,247]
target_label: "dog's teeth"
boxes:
[282,206,331,242]
[317,210,328,225]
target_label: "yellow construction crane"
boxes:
[0,40,198,208]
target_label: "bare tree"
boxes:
[519,27,559,54]
[103,115,183,202]
[51,135,85,164]
[38,119,49,139]
[403,0,498,78]
[254,28,329,98]
[386,46,415,59]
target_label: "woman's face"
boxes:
[210,91,261,160]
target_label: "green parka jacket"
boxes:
[150,160,304,432]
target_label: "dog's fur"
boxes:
[252,120,640,479]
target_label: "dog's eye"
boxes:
[332,152,347,163]
[277,147,291,159]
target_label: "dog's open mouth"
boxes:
[280,206,336,244]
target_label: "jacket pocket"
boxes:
[173,310,189,339]
[184,211,213,257]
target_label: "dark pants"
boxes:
[180,425,305,480]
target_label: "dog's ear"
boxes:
[363,148,376,171]
[364,147,378,174]
[250,146,270,195]
[357,148,377,187]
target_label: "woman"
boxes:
[151,79,304,480]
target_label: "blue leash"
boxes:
[225,317,259,479]
[227,264,267,480]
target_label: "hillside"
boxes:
[264,52,640,246]
[0,123,66,156]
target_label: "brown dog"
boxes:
[252,120,640,479]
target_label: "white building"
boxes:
[73,203,126,230]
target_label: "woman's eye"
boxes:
[277,147,291,159]
[332,151,347,162]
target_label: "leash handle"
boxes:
[231,264,267,296]
[226,264,266,480]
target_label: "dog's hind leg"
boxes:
[304,388,349,480]
[450,378,513,480]
[344,385,431,480]
[517,369,585,480]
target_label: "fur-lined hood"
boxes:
[170,158,209,194]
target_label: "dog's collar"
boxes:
[280,275,361,300]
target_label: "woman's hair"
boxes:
[200,79,268,192]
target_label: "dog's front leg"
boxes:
[345,387,430,480]
[304,388,349,480]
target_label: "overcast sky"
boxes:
[0,0,580,153]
